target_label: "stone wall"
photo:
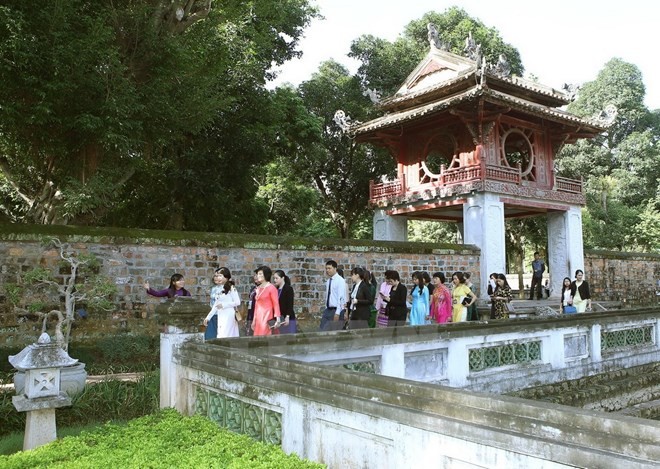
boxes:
[0,224,479,348]
[585,250,660,305]
[1,223,658,348]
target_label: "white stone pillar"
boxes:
[463,192,506,299]
[547,206,585,298]
[373,209,407,241]
[160,331,203,409]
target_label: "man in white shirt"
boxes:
[319,260,347,331]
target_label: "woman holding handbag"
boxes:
[491,273,513,319]
[451,271,476,322]
[560,277,577,314]
[203,267,240,338]
[273,270,296,334]
[252,265,281,336]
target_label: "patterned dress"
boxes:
[430,284,452,324]
[492,285,512,319]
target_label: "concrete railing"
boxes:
[165,308,660,468]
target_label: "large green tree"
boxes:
[292,60,395,238]
[557,59,660,251]
[350,7,523,96]
[0,0,316,226]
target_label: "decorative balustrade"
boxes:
[441,164,481,184]
[485,164,521,184]
[369,177,405,201]
[555,176,583,193]
[370,166,584,204]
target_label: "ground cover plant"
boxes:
[0,408,325,468]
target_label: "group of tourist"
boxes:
[143,262,594,339]
[144,265,294,339]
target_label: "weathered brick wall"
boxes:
[585,250,660,305]
[1,224,657,349]
[0,224,480,348]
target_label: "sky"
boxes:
[270,0,660,110]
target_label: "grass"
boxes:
[0,422,114,456]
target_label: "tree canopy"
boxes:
[557,58,660,251]
[0,0,317,227]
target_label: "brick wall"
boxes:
[585,250,660,305]
[0,224,480,347]
[1,224,657,349]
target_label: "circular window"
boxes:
[502,130,535,179]
[424,134,456,174]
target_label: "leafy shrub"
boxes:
[0,371,159,437]
[0,409,325,468]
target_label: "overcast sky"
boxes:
[270,0,660,110]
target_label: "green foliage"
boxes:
[557,58,660,252]
[408,220,459,243]
[3,284,22,306]
[292,60,395,238]
[0,409,324,468]
[0,423,107,456]
[22,267,52,285]
[93,334,158,365]
[0,372,160,438]
[350,7,523,96]
[0,0,318,227]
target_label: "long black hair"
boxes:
[412,271,424,295]
[274,269,291,287]
[215,267,235,295]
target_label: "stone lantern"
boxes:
[9,332,79,450]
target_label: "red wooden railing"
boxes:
[485,164,521,184]
[555,176,583,193]
[370,176,405,201]
[369,166,583,203]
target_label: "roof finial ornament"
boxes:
[363,88,381,105]
[562,83,580,101]
[427,23,446,51]
[464,31,482,63]
[593,104,618,127]
[333,110,353,132]
[492,54,511,78]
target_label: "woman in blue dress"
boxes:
[409,271,429,326]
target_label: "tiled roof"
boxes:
[353,85,605,137]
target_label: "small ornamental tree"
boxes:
[7,238,116,351]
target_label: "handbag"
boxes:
[563,305,577,314]
[234,309,243,322]
[505,301,515,314]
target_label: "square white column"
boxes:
[463,193,506,299]
[373,209,407,241]
[548,206,585,297]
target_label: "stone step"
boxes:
[508,363,660,409]
[616,398,660,420]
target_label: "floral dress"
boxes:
[492,285,512,319]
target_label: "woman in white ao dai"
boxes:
[204,267,240,338]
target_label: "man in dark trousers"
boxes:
[529,251,545,300]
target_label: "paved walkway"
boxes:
[1,372,145,392]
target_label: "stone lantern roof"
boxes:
[9,333,78,371]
